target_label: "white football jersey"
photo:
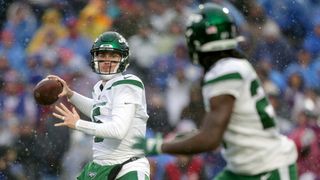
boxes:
[202,58,297,175]
[90,74,149,176]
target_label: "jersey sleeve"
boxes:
[75,103,136,139]
[202,59,251,100]
[111,78,145,107]
[203,72,244,99]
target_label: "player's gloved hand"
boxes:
[132,134,163,156]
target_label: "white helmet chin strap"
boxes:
[99,73,121,81]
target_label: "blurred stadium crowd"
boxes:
[0,0,320,179]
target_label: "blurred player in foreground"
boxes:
[133,3,298,180]
[49,31,150,180]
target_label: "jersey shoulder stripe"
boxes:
[106,79,144,90]
[203,72,242,86]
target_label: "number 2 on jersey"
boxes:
[250,79,276,129]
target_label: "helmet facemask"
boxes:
[92,51,126,75]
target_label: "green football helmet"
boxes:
[185,3,238,64]
[90,31,129,75]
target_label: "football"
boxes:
[33,78,63,105]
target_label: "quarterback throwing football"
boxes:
[50,31,150,180]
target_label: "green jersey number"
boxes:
[92,106,104,142]
[250,79,276,129]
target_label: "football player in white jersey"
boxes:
[49,31,150,180]
[133,3,298,180]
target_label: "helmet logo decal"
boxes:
[206,26,217,34]
[118,35,128,46]
[118,37,125,43]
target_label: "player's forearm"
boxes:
[161,130,220,155]
[75,104,135,139]
[69,92,94,117]
[161,111,227,155]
